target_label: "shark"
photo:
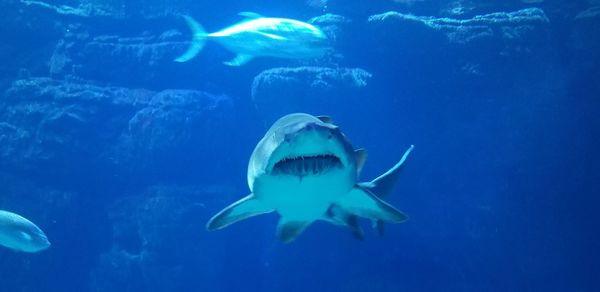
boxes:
[174,12,330,66]
[0,210,50,252]
[206,113,414,242]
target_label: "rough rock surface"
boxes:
[309,13,352,43]
[90,184,230,291]
[573,6,600,71]
[251,67,372,120]
[356,8,556,96]
[49,30,188,87]
[367,8,550,46]
[0,1,598,291]
[0,77,235,187]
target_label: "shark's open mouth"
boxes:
[273,154,342,176]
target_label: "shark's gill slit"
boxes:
[273,154,341,175]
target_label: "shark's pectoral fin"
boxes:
[206,194,273,230]
[224,54,255,66]
[324,204,364,240]
[338,186,408,223]
[276,218,312,243]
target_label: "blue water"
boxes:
[0,0,598,291]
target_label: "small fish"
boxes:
[0,210,50,252]
[206,113,413,243]
[175,12,331,66]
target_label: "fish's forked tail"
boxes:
[174,15,207,62]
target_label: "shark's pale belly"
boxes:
[253,169,354,221]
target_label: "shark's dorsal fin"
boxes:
[365,145,414,198]
[316,115,333,124]
[239,12,263,19]
[360,145,414,237]
[355,149,367,175]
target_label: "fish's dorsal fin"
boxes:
[316,115,332,124]
[239,12,263,19]
[355,149,367,175]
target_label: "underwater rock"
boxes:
[0,77,146,184]
[115,89,235,183]
[0,1,68,83]
[91,185,229,291]
[106,185,226,254]
[0,1,196,89]
[17,0,176,19]
[0,77,152,184]
[251,67,372,121]
[0,77,235,187]
[308,13,351,43]
[0,172,72,231]
[368,8,549,46]
[573,6,600,62]
[439,0,481,17]
[0,172,84,288]
[90,247,146,291]
[361,8,554,89]
[50,29,189,88]
[18,0,113,18]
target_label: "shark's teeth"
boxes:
[273,154,342,176]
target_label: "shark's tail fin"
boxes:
[174,15,207,62]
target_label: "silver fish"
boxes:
[175,12,330,66]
